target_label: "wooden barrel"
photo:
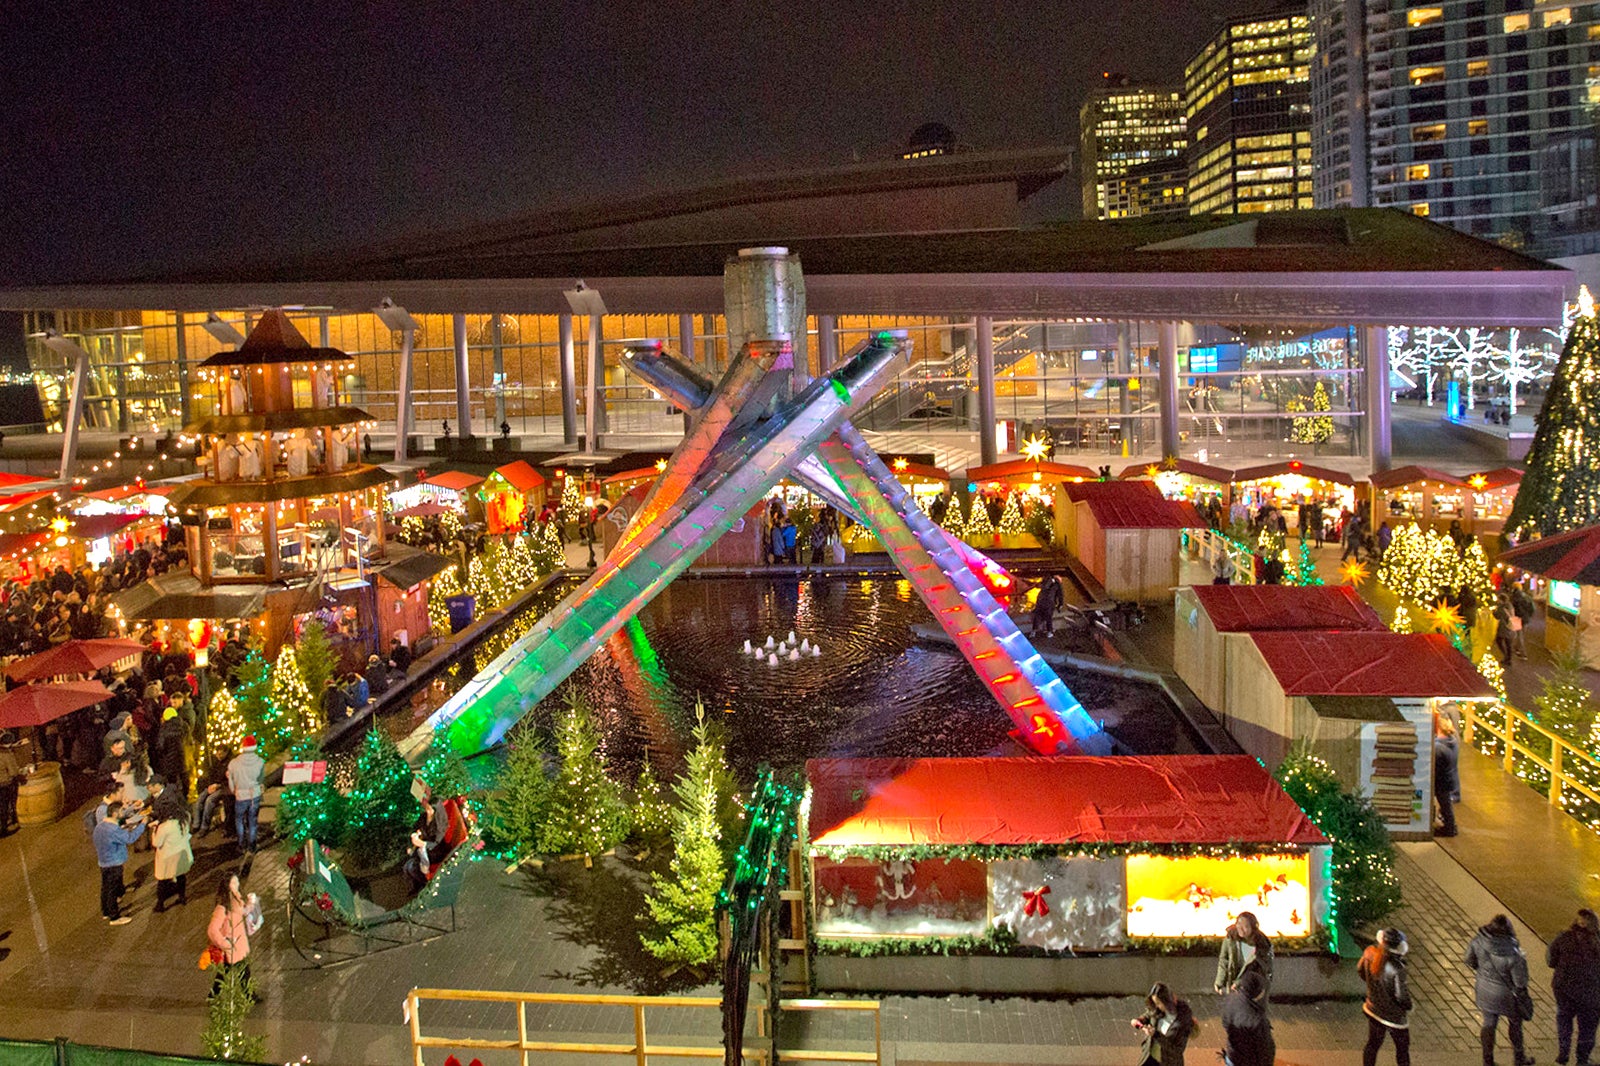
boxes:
[16,762,63,826]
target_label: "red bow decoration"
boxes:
[1022,885,1051,917]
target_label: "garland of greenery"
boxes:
[814,927,1332,959]
[811,841,1312,864]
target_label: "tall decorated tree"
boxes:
[641,711,730,967]
[996,492,1027,536]
[295,619,336,699]
[938,494,965,537]
[1535,648,1595,746]
[1507,287,1600,538]
[965,495,995,539]
[230,650,279,752]
[342,728,419,868]
[275,738,345,848]
[271,644,320,740]
[538,694,631,863]
[200,964,267,1062]
[206,688,249,753]
[631,754,675,852]
[534,520,566,572]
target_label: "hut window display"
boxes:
[1125,853,1312,939]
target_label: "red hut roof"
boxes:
[1472,467,1524,490]
[1498,524,1600,584]
[492,460,545,492]
[1189,584,1386,632]
[1232,461,1355,486]
[1367,465,1468,490]
[806,756,1327,848]
[422,470,486,492]
[1248,631,1494,697]
[604,467,661,486]
[1119,458,1234,484]
[0,472,43,490]
[1063,479,1201,528]
[969,459,1096,483]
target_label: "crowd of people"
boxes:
[1123,907,1599,1066]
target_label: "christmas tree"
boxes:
[296,618,336,700]
[271,644,320,741]
[230,650,277,752]
[538,694,631,863]
[200,964,267,1062]
[1535,648,1595,745]
[938,494,965,537]
[1377,522,1456,607]
[342,728,419,868]
[965,495,995,539]
[1477,652,1507,700]
[534,520,566,572]
[429,564,465,634]
[1274,745,1402,928]
[1389,604,1413,634]
[1286,541,1324,586]
[641,710,730,967]
[632,754,675,851]
[485,722,551,859]
[1508,287,1600,537]
[1459,539,1496,605]
[555,475,585,531]
[1290,381,1335,444]
[997,492,1027,536]
[206,688,249,753]
[275,738,345,848]
[418,725,475,800]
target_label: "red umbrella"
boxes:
[0,680,111,728]
[395,501,452,519]
[7,638,148,682]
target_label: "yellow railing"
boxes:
[404,988,881,1066]
[1461,700,1600,810]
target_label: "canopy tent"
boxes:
[7,638,147,682]
[0,680,111,728]
[394,500,453,520]
[807,755,1328,848]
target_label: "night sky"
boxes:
[0,1,1276,286]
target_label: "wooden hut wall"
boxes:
[1223,641,1297,770]
[1101,527,1181,603]
[1172,588,1228,712]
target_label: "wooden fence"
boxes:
[1461,699,1600,810]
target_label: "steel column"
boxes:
[558,312,578,445]
[58,344,90,480]
[174,312,191,425]
[585,313,604,449]
[1365,325,1392,472]
[452,312,473,436]
[976,314,998,465]
[1158,321,1180,459]
[817,314,838,371]
[393,327,416,462]
[491,314,506,428]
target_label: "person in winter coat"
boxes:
[227,736,265,854]
[1031,575,1064,638]
[151,810,193,912]
[1467,913,1534,1066]
[1548,908,1600,1066]
[1435,719,1461,837]
[153,707,187,798]
[1221,970,1276,1066]
[1360,928,1414,1066]
[1215,911,1275,994]
[1130,981,1196,1065]
[93,802,145,925]
[206,873,256,995]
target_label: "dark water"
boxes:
[443,575,1199,780]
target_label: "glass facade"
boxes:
[1186,13,1316,214]
[22,308,1372,466]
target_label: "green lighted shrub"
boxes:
[1275,745,1402,930]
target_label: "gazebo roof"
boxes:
[197,309,352,369]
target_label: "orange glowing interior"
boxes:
[1125,853,1311,939]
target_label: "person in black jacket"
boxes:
[1221,970,1275,1066]
[1435,719,1461,837]
[1130,981,1195,1066]
[1360,928,1413,1066]
[1549,908,1600,1066]
[154,707,188,800]
[1467,913,1534,1066]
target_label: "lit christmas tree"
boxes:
[418,725,474,800]
[1459,539,1496,605]
[641,709,730,966]
[555,475,585,530]
[206,688,248,753]
[342,728,419,868]
[1389,604,1413,634]
[1377,522,1456,606]
[534,520,566,572]
[632,754,675,851]
[429,565,464,634]
[275,737,345,848]
[1508,286,1600,538]
[1535,648,1595,746]
[538,694,631,864]
[271,644,320,740]
[485,721,551,859]
[965,495,995,539]
[1477,652,1506,700]
[229,650,277,752]
[938,495,965,537]
[997,492,1027,535]
[1290,380,1335,444]
[1286,541,1324,586]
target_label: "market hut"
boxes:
[598,482,765,566]
[0,531,65,582]
[1119,457,1234,509]
[1226,630,1495,838]
[413,470,486,518]
[479,460,546,534]
[602,467,661,504]
[803,755,1335,995]
[164,310,391,648]
[1172,584,1385,714]
[66,513,167,570]
[886,458,953,501]
[1058,480,1203,601]
[1496,524,1600,662]
[70,482,174,516]
[1232,461,1356,533]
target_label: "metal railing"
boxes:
[1461,700,1600,812]
[404,988,881,1066]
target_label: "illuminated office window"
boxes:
[1406,163,1431,180]
[1504,13,1531,31]
[1466,60,1490,77]
[1409,66,1446,85]
[1411,123,1447,142]
[1407,7,1443,26]
[1544,7,1572,27]
[1468,119,1490,137]
[1412,203,1431,217]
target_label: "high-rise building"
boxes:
[1103,156,1191,219]
[1312,0,1600,248]
[1079,79,1187,220]
[1309,0,1371,207]
[1185,10,1315,214]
